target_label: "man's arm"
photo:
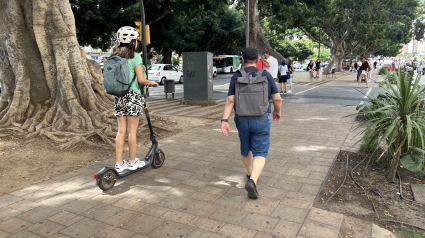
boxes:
[271,93,282,122]
[221,95,235,136]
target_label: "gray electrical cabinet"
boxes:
[182,52,214,102]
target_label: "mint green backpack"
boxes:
[103,56,136,96]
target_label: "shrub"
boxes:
[378,65,389,75]
[385,71,397,84]
[355,68,425,181]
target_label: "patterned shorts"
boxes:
[114,90,144,117]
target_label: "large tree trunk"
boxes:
[162,48,172,64]
[247,0,283,62]
[0,0,116,149]
[325,43,338,72]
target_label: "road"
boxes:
[148,72,381,106]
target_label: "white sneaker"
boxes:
[129,158,146,169]
[115,161,132,173]
[287,90,292,94]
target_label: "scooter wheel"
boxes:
[98,170,117,191]
[151,151,165,169]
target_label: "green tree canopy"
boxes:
[70,0,243,62]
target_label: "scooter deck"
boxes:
[116,163,151,178]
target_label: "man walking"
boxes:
[221,47,282,199]
[263,51,278,81]
[356,60,362,82]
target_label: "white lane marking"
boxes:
[364,87,372,98]
[294,85,320,95]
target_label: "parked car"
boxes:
[293,63,304,71]
[213,66,217,77]
[147,64,184,85]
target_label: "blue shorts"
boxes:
[234,113,271,158]
[287,74,293,86]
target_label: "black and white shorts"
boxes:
[114,90,144,117]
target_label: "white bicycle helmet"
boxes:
[116,26,139,44]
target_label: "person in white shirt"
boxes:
[278,60,288,94]
[263,51,278,80]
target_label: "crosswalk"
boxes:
[292,79,332,86]
[146,98,227,119]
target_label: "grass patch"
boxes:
[399,224,425,238]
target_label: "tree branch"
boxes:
[145,0,171,25]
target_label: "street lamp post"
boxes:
[246,0,249,48]
[139,0,148,78]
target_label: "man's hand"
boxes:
[221,122,230,136]
[272,111,281,121]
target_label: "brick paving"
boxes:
[0,99,363,238]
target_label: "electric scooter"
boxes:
[94,90,165,191]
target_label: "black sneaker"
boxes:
[246,174,251,182]
[245,179,259,199]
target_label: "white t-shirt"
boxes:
[267,56,278,79]
[279,65,287,76]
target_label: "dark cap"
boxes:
[243,47,258,60]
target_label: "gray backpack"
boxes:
[103,56,136,96]
[235,69,269,117]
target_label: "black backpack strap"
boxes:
[128,74,137,89]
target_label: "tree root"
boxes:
[325,154,349,205]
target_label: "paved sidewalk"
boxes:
[0,101,360,238]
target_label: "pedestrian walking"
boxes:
[278,60,288,94]
[221,47,282,199]
[263,51,278,81]
[110,26,158,172]
[315,59,321,78]
[422,62,425,75]
[373,61,377,69]
[238,59,244,70]
[287,57,294,93]
[356,61,362,82]
[356,57,369,88]
[417,64,423,76]
[367,59,373,81]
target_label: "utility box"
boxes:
[182,52,214,102]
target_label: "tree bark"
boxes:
[325,43,338,72]
[247,0,283,62]
[0,0,115,148]
[162,48,172,64]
